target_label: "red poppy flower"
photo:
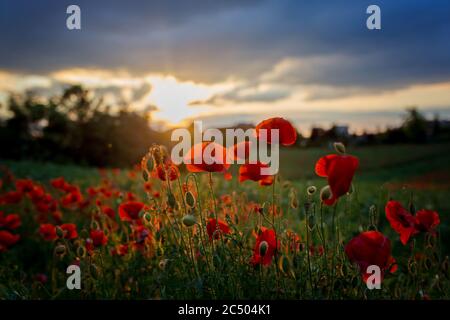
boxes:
[185,142,231,173]
[90,230,108,247]
[345,231,397,284]
[50,177,67,190]
[154,162,180,181]
[256,117,297,146]
[315,154,359,206]
[60,189,83,208]
[0,190,23,204]
[385,201,418,245]
[206,218,230,240]
[286,231,301,253]
[223,171,233,181]
[29,186,45,203]
[15,179,34,193]
[60,223,78,240]
[101,206,116,219]
[126,192,137,202]
[239,162,274,186]
[143,182,152,192]
[87,187,98,197]
[0,213,21,230]
[415,209,440,234]
[119,201,145,221]
[34,273,48,284]
[131,225,152,251]
[35,196,58,214]
[39,224,57,241]
[251,227,279,266]
[309,244,324,256]
[0,230,20,252]
[112,244,129,256]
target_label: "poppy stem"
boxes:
[329,201,338,299]
[305,201,314,294]
[208,172,223,244]
[272,175,281,296]
[319,202,329,278]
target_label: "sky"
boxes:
[1,0,450,134]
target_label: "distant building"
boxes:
[333,125,349,138]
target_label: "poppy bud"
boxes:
[80,229,89,239]
[146,155,154,172]
[55,226,64,238]
[307,186,317,196]
[289,190,298,209]
[282,181,291,189]
[426,233,436,248]
[151,146,163,165]
[368,205,378,230]
[185,191,196,208]
[320,185,332,203]
[423,257,433,271]
[90,220,100,231]
[167,192,177,209]
[278,255,291,276]
[143,212,151,223]
[222,215,231,227]
[333,142,346,154]
[77,245,86,258]
[182,214,197,227]
[142,170,149,182]
[55,244,66,256]
[259,241,269,257]
[408,260,417,276]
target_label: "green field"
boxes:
[1,143,449,299]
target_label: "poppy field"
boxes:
[0,118,449,300]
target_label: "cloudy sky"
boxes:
[1,0,449,134]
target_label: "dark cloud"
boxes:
[0,0,449,96]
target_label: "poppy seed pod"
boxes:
[320,185,332,203]
[307,186,317,196]
[333,142,346,155]
[54,244,66,256]
[182,214,197,227]
[259,240,269,257]
[159,259,168,270]
[185,191,196,208]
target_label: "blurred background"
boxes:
[0,0,449,173]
